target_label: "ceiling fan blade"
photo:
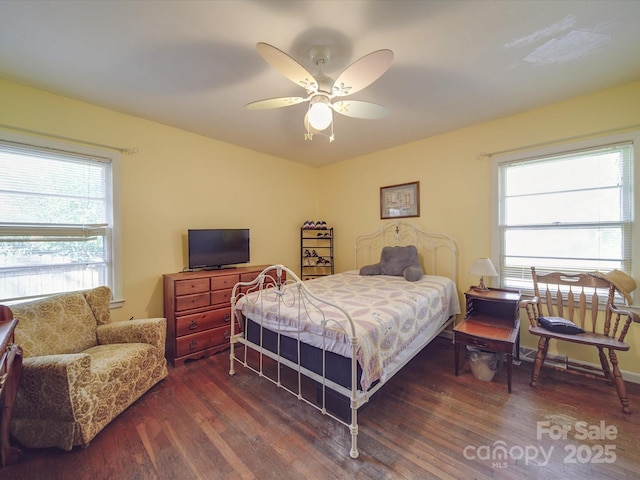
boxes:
[256,42,318,93]
[332,100,389,119]
[332,49,394,97]
[244,97,307,110]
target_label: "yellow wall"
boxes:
[321,80,640,373]
[3,76,640,373]
[0,78,319,321]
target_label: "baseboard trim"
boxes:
[440,330,640,385]
[518,345,640,385]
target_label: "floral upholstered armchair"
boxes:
[4,286,168,450]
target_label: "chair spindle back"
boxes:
[531,267,615,336]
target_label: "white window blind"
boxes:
[497,141,634,299]
[0,139,116,302]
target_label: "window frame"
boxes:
[0,131,123,306]
[491,130,639,307]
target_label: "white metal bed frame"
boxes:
[229,221,458,459]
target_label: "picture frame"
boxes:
[380,181,420,219]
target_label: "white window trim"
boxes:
[0,130,124,307]
[491,130,640,309]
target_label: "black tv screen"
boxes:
[188,229,250,270]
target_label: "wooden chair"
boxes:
[521,267,640,413]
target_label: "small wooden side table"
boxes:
[0,307,22,467]
[454,287,521,393]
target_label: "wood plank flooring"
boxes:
[3,337,640,479]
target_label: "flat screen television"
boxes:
[188,229,250,270]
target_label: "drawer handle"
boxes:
[224,330,230,340]
[189,340,198,350]
[224,313,230,322]
[472,339,487,348]
[189,320,198,330]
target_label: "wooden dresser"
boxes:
[163,265,270,367]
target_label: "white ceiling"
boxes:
[1,1,639,167]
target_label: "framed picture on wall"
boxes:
[380,181,420,219]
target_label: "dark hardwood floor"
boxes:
[3,337,640,480]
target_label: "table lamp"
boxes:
[470,258,498,291]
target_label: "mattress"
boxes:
[235,271,460,390]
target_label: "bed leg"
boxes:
[350,409,359,459]
[229,343,236,376]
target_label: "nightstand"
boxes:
[454,287,521,392]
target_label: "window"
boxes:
[492,132,637,301]
[0,133,122,303]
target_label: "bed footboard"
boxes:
[229,265,362,458]
[228,223,460,460]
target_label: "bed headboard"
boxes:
[354,221,458,283]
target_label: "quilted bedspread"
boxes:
[235,271,460,390]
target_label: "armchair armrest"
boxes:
[17,354,91,419]
[609,304,640,323]
[519,296,541,327]
[97,318,166,354]
[519,295,540,307]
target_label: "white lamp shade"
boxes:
[470,258,498,277]
[308,101,333,131]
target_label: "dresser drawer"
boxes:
[176,308,231,336]
[454,329,515,355]
[175,292,210,312]
[211,274,240,290]
[239,269,285,292]
[164,265,270,366]
[240,270,261,283]
[175,325,232,357]
[175,278,209,296]
[211,288,233,306]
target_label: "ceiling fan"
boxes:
[245,42,394,142]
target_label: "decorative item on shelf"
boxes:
[300,225,334,279]
[302,220,328,230]
[470,258,498,291]
[302,249,312,266]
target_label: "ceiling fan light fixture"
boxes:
[304,111,335,142]
[308,97,333,131]
[248,42,393,144]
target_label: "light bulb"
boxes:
[308,102,333,131]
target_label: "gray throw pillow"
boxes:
[402,264,424,282]
[359,263,382,276]
[360,245,424,282]
[538,316,585,335]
